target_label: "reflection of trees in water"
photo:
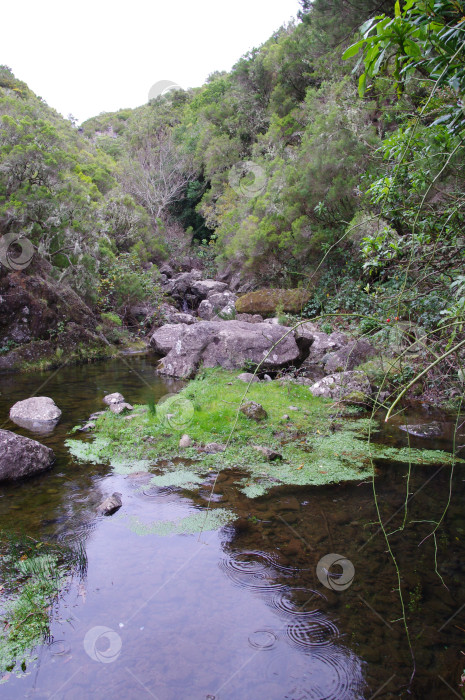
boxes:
[0,531,87,678]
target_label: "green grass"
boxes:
[0,533,86,679]
[66,369,461,498]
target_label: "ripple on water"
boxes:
[218,550,295,591]
[294,649,365,700]
[139,486,180,503]
[286,616,339,650]
[268,586,327,619]
[248,629,278,650]
[48,640,71,656]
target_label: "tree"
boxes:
[120,128,196,222]
[344,0,465,132]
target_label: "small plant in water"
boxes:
[0,531,86,680]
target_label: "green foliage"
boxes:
[0,532,86,677]
[344,0,465,131]
[97,253,163,319]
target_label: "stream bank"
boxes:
[0,356,464,698]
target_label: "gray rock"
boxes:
[0,429,55,481]
[197,300,214,320]
[160,303,197,325]
[236,313,264,324]
[208,290,237,308]
[252,445,282,461]
[152,320,301,379]
[179,434,193,448]
[240,401,268,421]
[236,372,259,383]
[9,396,62,434]
[109,402,133,415]
[323,339,376,373]
[79,421,96,432]
[103,392,125,406]
[277,375,314,387]
[150,324,187,355]
[163,270,202,299]
[309,371,371,401]
[169,312,197,325]
[191,279,228,298]
[97,492,122,516]
[399,422,443,439]
[281,414,290,420]
[89,411,106,420]
[203,442,226,453]
[159,263,174,278]
[303,331,349,364]
[263,374,272,382]
[294,321,319,340]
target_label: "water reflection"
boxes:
[0,357,463,698]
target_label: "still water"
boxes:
[0,355,464,699]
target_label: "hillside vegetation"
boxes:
[1,0,464,395]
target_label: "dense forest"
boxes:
[1,0,464,399]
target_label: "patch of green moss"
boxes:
[235,288,311,316]
[66,369,461,498]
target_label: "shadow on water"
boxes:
[0,356,464,698]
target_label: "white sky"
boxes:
[2,0,301,123]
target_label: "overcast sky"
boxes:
[3,0,301,123]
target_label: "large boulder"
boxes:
[9,396,61,434]
[191,279,228,299]
[163,270,202,300]
[151,324,187,355]
[103,392,125,406]
[323,339,376,373]
[197,300,215,321]
[152,320,301,379]
[159,303,196,325]
[235,289,311,317]
[301,331,349,365]
[197,290,237,320]
[0,429,55,481]
[309,371,371,401]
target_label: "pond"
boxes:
[0,355,464,699]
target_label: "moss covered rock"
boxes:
[235,288,311,316]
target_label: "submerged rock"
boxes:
[97,492,122,516]
[0,429,55,481]
[399,422,443,439]
[9,396,62,434]
[240,401,268,421]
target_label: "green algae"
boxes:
[121,509,235,536]
[66,369,462,498]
